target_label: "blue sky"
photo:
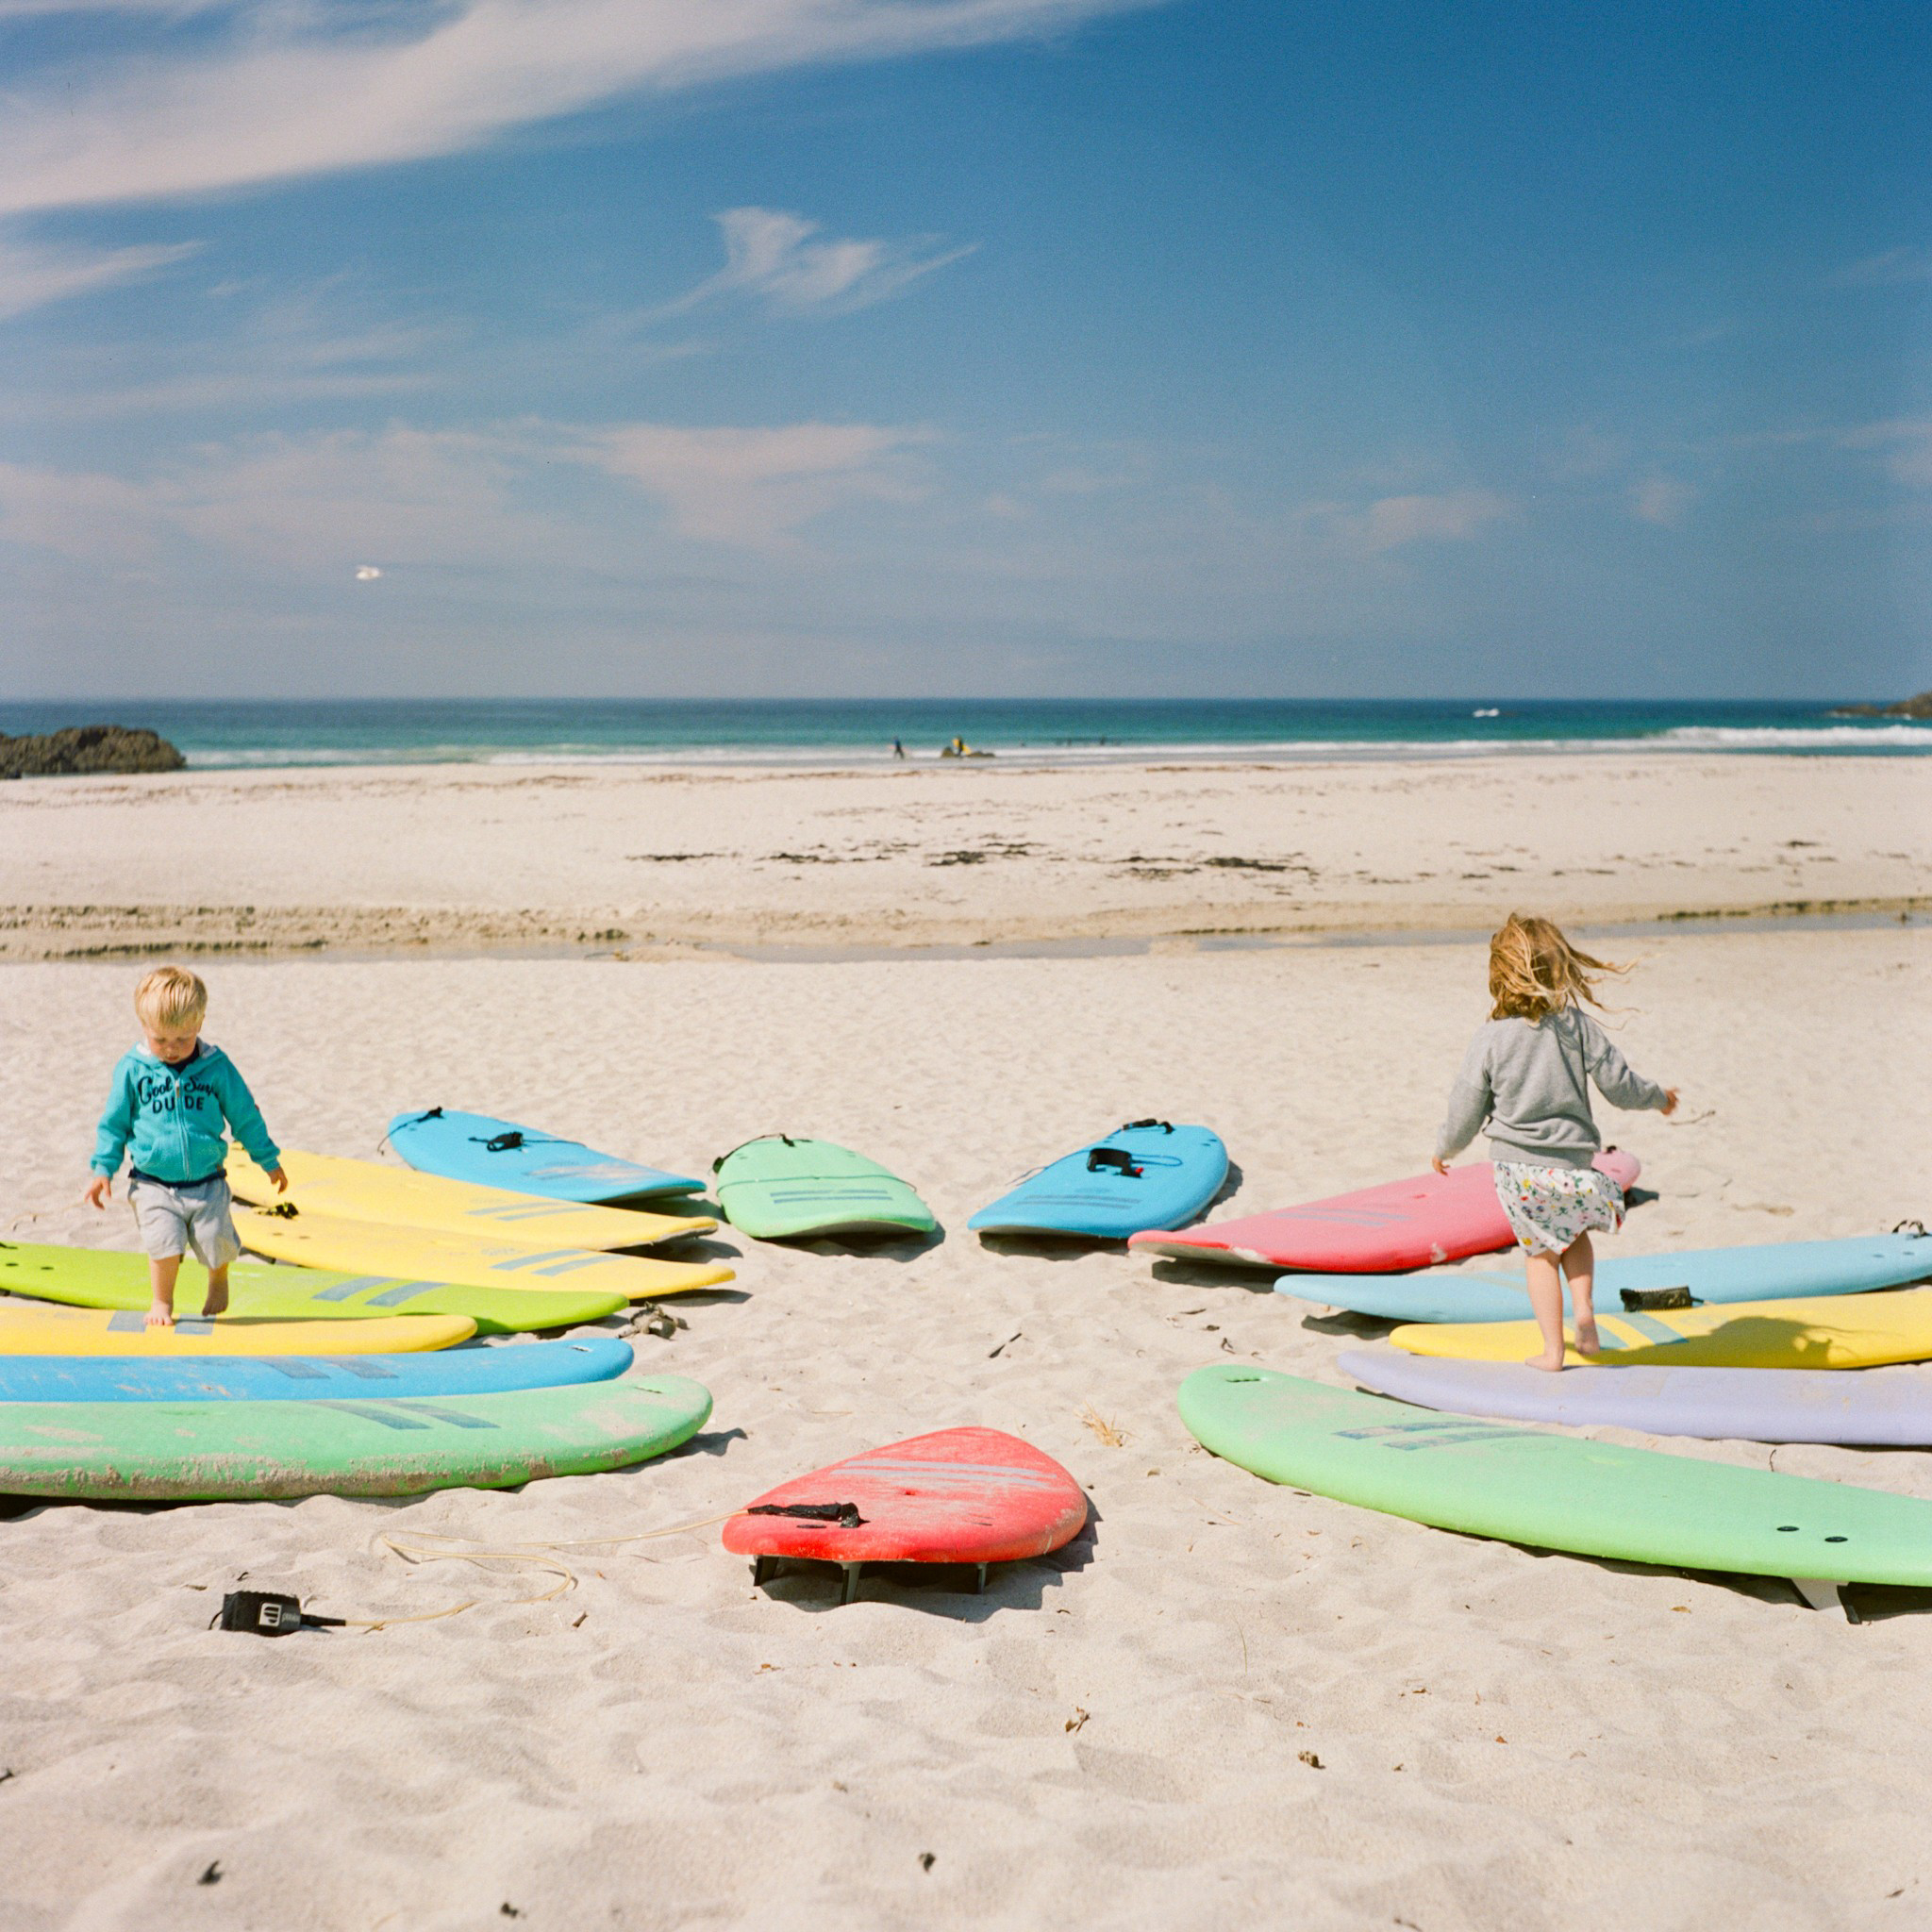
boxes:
[3,0,1928,699]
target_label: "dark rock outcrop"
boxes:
[0,724,187,779]
[1829,690,1932,721]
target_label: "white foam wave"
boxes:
[1656,724,1932,749]
[178,724,1932,772]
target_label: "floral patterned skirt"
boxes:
[1492,1161,1625,1257]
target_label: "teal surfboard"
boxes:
[0,1338,634,1404]
[968,1123,1227,1241]
[1178,1363,1932,1594]
[0,1374,712,1501]
[389,1109,704,1202]
[1274,1233,1932,1324]
[711,1137,937,1241]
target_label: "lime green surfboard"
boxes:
[0,1374,713,1501]
[0,1240,625,1337]
[711,1137,937,1241]
[1179,1364,1932,1596]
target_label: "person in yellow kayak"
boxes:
[84,965,287,1327]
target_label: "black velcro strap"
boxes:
[1621,1285,1695,1311]
[1088,1147,1142,1177]
[745,1501,865,1527]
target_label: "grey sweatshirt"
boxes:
[1436,1007,1670,1171]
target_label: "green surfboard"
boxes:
[1178,1364,1932,1594]
[711,1137,937,1241]
[0,1374,712,1501]
[0,1240,625,1337]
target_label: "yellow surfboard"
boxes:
[0,1299,474,1356]
[1390,1288,1932,1371]
[233,1205,735,1300]
[229,1150,715,1250]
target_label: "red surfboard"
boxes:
[722,1427,1089,1602]
[1127,1150,1642,1274]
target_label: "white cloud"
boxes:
[0,0,1155,216]
[579,419,934,547]
[0,230,197,319]
[0,415,936,569]
[1836,418,1932,488]
[1630,476,1696,525]
[664,207,973,316]
[1830,246,1932,288]
[1311,488,1513,555]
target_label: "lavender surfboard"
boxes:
[1341,1347,1932,1446]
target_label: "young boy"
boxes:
[83,965,287,1328]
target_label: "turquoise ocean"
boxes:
[4,698,1928,768]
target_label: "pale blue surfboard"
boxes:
[970,1123,1228,1241]
[388,1109,704,1202]
[1274,1234,1932,1324]
[0,1337,634,1404]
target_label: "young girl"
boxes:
[1433,915,1679,1371]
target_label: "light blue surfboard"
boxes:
[388,1109,705,1202]
[1341,1347,1932,1447]
[0,1337,634,1404]
[969,1123,1229,1241]
[1274,1234,1932,1324]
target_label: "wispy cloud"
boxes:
[578,419,934,547]
[1630,476,1696,525]
[1309,487,1513,555]
[0,415,937,569]
[0,229,197,319]
[1839,418,1932,488]
[662,207,973,317]
[0,0,1154,216]
[1830,245,1932,288]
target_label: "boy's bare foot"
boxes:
[145,1301,175,1330]
[1573,1316,1600,1356]
[200,1285,229,1318]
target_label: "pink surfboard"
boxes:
[1127,1149,1642,1274]
[722,1427,1089,1602]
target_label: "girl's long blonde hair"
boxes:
[1488,914,1625,1022]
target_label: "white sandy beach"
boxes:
[0,753,1925,958]
[1,761,1930,1930]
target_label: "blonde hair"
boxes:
[1488,914,1624,1023]
[135,965,208,1033]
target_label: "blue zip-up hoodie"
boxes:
[92,1041,280,1184]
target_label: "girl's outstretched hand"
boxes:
[1660,1088,1681,1116]
[1429,1155,1450,1175]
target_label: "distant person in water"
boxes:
[1432,916,1678,1372]
[891,738,906,759]
[84,965,287,1327]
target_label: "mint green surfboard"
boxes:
[0,1374,712,1501]
[0,1240,625,1337]
[711,1137,937,1241]
[1178,1364,1932,1599]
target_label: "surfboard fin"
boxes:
[1790,1576,1855,1621]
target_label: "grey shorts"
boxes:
[128,1174,242,1270]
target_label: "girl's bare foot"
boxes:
[1524,1348,1568,1372]
[1573,1316,1600,1356]
[145,1301,175,1329]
